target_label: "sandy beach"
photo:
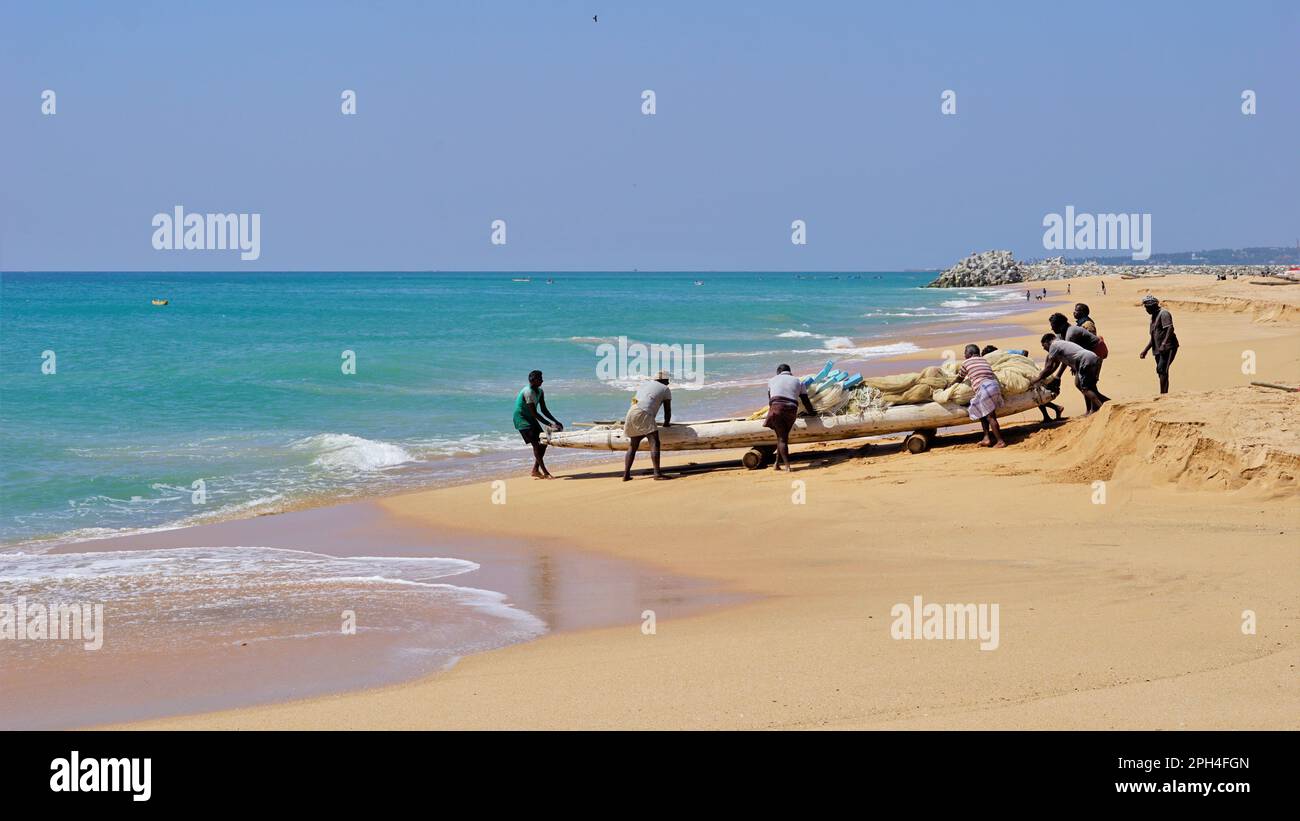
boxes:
[77,274,1296,730]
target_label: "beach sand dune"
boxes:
[1135,276,1300,324]
[1025,388,1300,497]
[107,275,1300,730]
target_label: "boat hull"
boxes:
[544,387,1057,451]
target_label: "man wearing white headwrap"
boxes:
[622,371,673,481]
[1139,295,1179,394]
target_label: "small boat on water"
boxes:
[544,385,1058,466]
[512,277,531,283]
[151,299,168,306]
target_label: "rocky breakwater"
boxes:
[925,250,1026,287]
[927,250,1288,287]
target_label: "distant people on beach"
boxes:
[1026,290,1031,301]
[763,364,817,471]
[622,371,673,481]
[1139,295,1179,394]
[958,345,1006,447]
[1032,333,1108,416]
[514,370,563,479]
[1101,281,1107,296]
[1067,283,1071,295]
[982,344,1063,423]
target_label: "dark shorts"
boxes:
[762,398,800,438]
[518,424,543,444]
[1154,347,1178,376]
[1074,362,1100,391]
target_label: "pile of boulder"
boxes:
[925,250,1025,287]
[926,250,1287,287]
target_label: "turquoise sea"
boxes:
[0,271,1029,548]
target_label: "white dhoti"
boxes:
[622,406,658,437]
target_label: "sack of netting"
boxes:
[932,353,1041,404]
[994,357,1038,395]
[864,365,953,405]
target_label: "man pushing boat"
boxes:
[513,370,564,479]
[1031,334,1107,416]
[764,364,817,471]
[622,370,673,481]
[958,346,1007,448]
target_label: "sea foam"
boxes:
[292,433,415,471]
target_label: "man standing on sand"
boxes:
[958,345,1007,447]
[513,370,563,479]
[763,364,817,471]
[622,370,673,481]
[1032,333,1107,415]
[1139,295,1179,394]
[1101,281,1107,296]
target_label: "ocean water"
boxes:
[0,271,1027,548]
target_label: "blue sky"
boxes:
[1,0,1296,271]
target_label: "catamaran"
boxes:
[545,385,1058,467]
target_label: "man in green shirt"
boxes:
[513,370,564,479]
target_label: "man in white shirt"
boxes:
[622,371,673,481]
[763,364,817,471]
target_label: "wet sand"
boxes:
[4,502,744,729]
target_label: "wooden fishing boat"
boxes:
[544,385,1059,467]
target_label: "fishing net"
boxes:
[865,352,1039,407]
[575,353,1045,432]
[744,351,1041,419]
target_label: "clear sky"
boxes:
[1,0,1296,271]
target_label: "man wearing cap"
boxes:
[622,370,673,481]
[1139,295,1179,394]
[764,364,817,471]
